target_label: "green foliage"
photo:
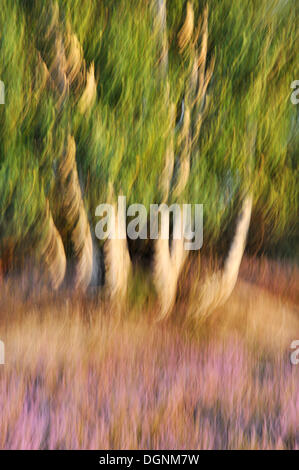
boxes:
[0,0,298,261]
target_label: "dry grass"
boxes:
[0,256,298,450]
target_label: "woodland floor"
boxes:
[0,257,298,449]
